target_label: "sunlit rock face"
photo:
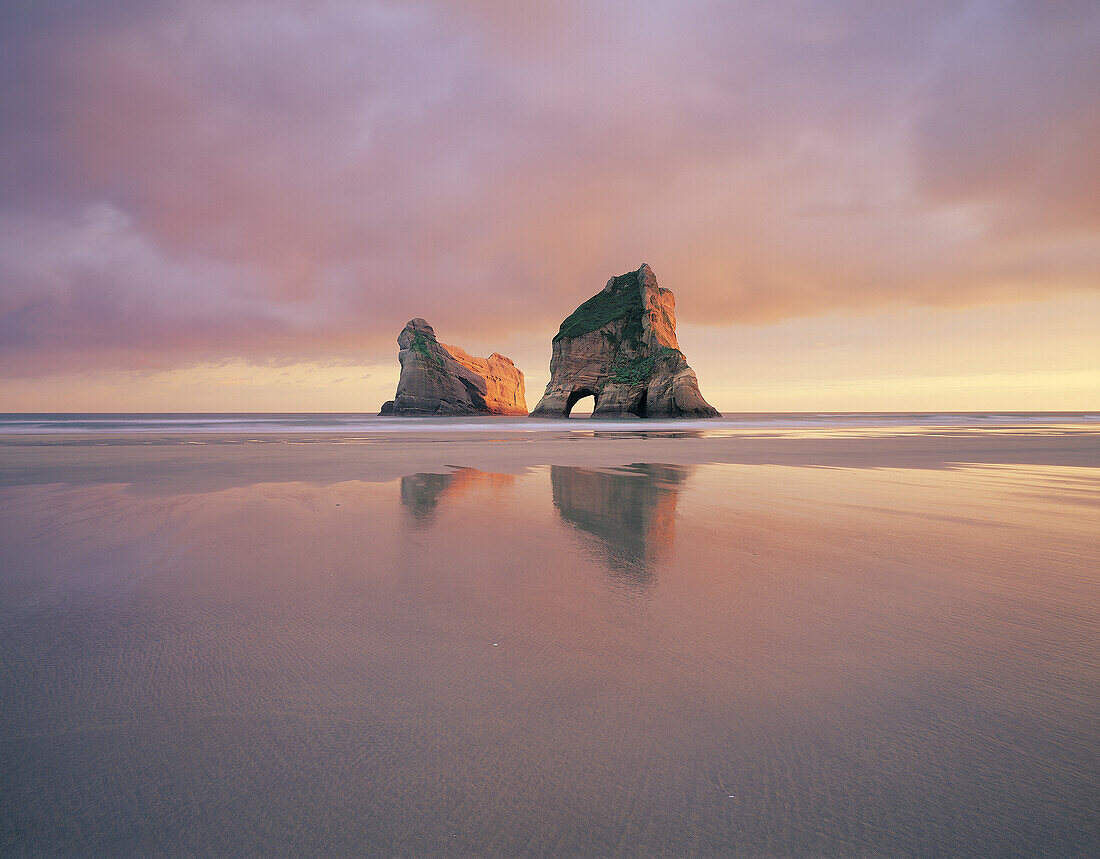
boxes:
[380,318,527,416]
[531,264,719,418]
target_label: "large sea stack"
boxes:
[380,318,527,416]
[531,264,719,418]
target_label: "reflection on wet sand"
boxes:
[551,464,693,588]
[574,430,706,440]
[399,464,694,587]
[400,467,516,527]
[2,449,1097,855]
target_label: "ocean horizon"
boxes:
[2,411,1097,435]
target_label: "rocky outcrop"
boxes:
[380,319,527,416]
[531,264,719,418]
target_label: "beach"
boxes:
[1,415,1097,854]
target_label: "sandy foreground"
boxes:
[1,424,1097,855]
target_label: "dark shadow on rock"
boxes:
[551,463,693,590]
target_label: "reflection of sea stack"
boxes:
[551,464,693,586]
[400,467,516,527]
[380,318,527,416]
[532,264,719,418]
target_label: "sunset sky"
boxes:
[1,1,1097,412]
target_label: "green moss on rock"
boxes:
[608,346,681,385]
[410,330,445,368]
[553,276,643,342]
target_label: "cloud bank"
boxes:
[1,0,1097,376]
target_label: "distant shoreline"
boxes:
[1,411,1097,436]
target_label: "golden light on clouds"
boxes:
[2,293,1095,412]
[0,363,398,413]
[0,2,1097,410]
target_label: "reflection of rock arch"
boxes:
[551,464,693,588]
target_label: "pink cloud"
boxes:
[0,0,1097,377]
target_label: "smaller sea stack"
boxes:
[380,318,527,416]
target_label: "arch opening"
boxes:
[565,388,597,418]
[629,388,648,418]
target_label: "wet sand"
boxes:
[1,425,1097,854]
[1,422,1096,492]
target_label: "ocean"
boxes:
[1,410,1097,435]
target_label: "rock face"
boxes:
[531,264,720,418]
[379,318,527,416]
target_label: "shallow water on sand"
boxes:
[1,437,1097,854]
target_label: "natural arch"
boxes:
[565,388,597,417]
[529,264,719,419]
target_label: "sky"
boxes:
[1,0,1097,412]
